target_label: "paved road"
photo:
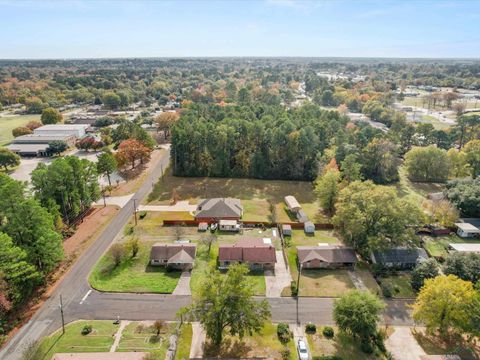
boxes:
[0,145,415,360]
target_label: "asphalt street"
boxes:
[0,147,415,360]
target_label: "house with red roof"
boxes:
[218,237,276,271]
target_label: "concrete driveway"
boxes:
[265,250,292,297]
[385,326,426,360]
[172,271,191,296]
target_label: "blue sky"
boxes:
[0,0,479,59]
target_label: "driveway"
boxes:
[385,326,426,360]
[265,250,292,297]
[137,200,196,213]
[189,322,206,359]
[172,271,191,296]
[292,324,311,360]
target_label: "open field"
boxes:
[204,322,296,359]
[423,233,480,258]
[147,168,329,223]
[285,249,355,297]
[378,273,415,298]
[393,166,445,206]
[307,326,382,359]
[0,113,41,145]
[89,240,181,293]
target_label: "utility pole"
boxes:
[102,188,106,207]
[60,295,65,334]
[133,199,138,225]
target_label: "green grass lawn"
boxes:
[174,323,193,360]
[0,113,41,145]
[190,243,266,298]
[289,229,340,247]
[34,320,117,359]
[89,241,181,293]
[355,262,381,296]
[242,199,271,222]
[127,212,196,239]
[393,166,445,206]
[285,248,355,297]
[423,234,480,258]
[378,274,415,298]
[117,321,176,353]
[307,326,379,360]
[204,322,296,359]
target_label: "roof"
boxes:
[52,353,147,360]
[12,134,75,143]
[449,243,480,253]
[7,143,49,152]
[219,237,276,263]
[282,224,292,230]
[297,246,357,264]
[284,195,301,209]
[219,219,238,226]
[150,243,196,263]
[35,124,89,131]
[297,209,309,222]
[372,248,428,264]
[196,198,243,219]
[455,222,480,233]
[198,222,208,230]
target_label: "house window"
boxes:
[152,259,160,264]
[225,261,230,265]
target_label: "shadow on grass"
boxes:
[204,338,252,358]
[412,329,480,360]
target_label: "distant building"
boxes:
[34,124,89,138]
[150,243,196,270]
[448,243,480,253]
[371,248,428,269]
[195,198,243,221]
[218,237,276,270]
[7,134,76,157]
[455,222,480,238]
[297,245,357,269]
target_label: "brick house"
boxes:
[218,237,276,271]
[150,243,196,270]
[195,198,243,222]
[297,245,357,269]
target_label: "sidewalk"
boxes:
[172,272,192,296]
[189,322,206,359]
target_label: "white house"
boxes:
[455,222,480,238]
[34,124,89,138]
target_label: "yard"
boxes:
[284,248,356,297]
[423,233,480,259]
[146,168,329,223]
[288,229,340,247]
[190,243,266,298]
[307,326,382,360]
[203,322,296,359]
[0,113,41,145]
[393,166,445,206]
[117,321,176,354]
[89,240,181,293]
[377,273,415,299]
[126,211,196,240]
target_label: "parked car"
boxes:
[297,339,309,360]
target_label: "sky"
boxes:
[0,0,479,59]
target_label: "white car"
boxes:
[297,339,309,360]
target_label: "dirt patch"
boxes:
[109,149,166,197]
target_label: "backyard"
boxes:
[89,240,181,293]
[288,229,340,247]
[423,233,480,258]
[393,166,445,206]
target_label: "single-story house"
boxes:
[284,195,301,213]
[150,243,196,270]
[371,248,428,269]
[455,222,480,238]
[296,209,309,223]
[198,222,208,231]
[282,224,292,236]
[219,219,240,232]
[53,353,147,360]
[304,221,315,234]
[449,243,480,253]
[297,245,357,269]
[218,237,277,270]
[195,198,243,221]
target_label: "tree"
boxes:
[333,290,385,343]
[115,139,151,170]
[443,252,480,284]
[153,320,164,336]
[12,126,32,137]
[411,259,439,292]
[405,146,449,182]
[422,199,458,228]
[0,148,20,171]
[315,167,340,215]
[463,139,480,178]
[102,92,121,110]
[187,264,270,346]
[25,120,42,131]
[41,107,62,125]
[155,112,179,139]
[109,244,125,267]
[333,181,423,255]
[111,120,155,149]
[411,275,476,337]
[97,151,117,186]
[362,139,400,184]
[201,233,216,255]
[444,178,480,217]
[25,97,44,114]
[340,154,362,183]
[447,149,470,178]
[125,237,140,258]
[47,140,68,156]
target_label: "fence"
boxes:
[163,219,333,229]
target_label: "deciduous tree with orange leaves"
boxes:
[115,139,151,169]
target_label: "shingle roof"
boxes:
[219,237,276,263]
[150,243,196,263]
[196,198,243,219]
[297,246,357,264]
[372,248,428,264]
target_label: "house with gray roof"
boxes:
[195,198,243,221]
[297,245,357,269]
[150,243,196,270]
[371,248,428,269]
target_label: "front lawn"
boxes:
[378,274,415,299]
[89,241,181,293]
[33,320,117,359]
[423,234,480,259]
[285,248,355,297]
[355,262,381,296]
[117,321,176,354]
[204,322,296,359]
[307,326,380,360]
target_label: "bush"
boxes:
[124,225,134,236]
[322,326,334,338]
[81,324,92,335]
[280,346,291,360]
[305,322,316,333]
[139,211,147,219]
[381,283,393,298]
[360,339,374,354]
[277,323,291,343]
[290,280,298,296]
